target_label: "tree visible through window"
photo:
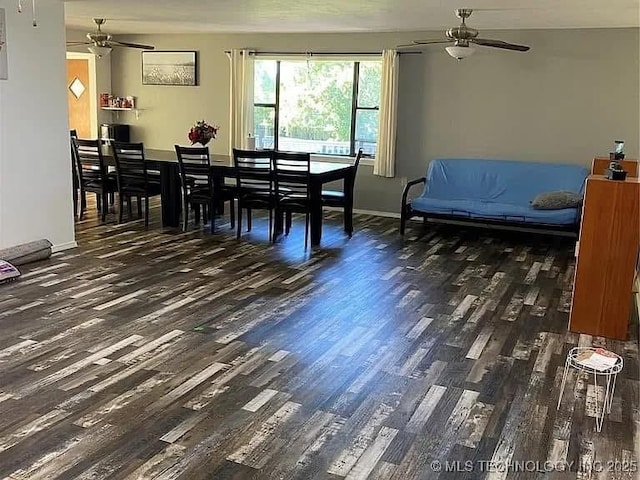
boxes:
[253,59,381,157]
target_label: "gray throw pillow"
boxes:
[531,191,583,210]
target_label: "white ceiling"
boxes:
[64,0,640,34]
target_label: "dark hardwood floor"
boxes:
[0,200,638,480]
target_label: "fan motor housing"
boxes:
[446,26,479,40]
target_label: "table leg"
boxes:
[159,163,181,228]
[310,180,323,246]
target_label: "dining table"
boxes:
[102,147,354,247]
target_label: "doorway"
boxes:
[66,52,98,138]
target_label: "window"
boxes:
[253,58,381,157]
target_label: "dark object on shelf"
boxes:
[605,164,628,181]
[100,123,130,144]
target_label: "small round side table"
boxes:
[557,347,623,433]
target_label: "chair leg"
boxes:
[269,209,274,242]
[109,191,115,206]
[285,211,292,235]
[229,199,235,229]
[194,204,201,224]
[127,196,133,217]
[344,203,354,237]
[101,192,108,222]
[400,207,407,236]
[137,196,143,218]
[79,189,86,220]
[96,193,101,212]
[247,208,252,232]
[182,196,189,232]
[118,194,124,223]
[210,198,216,234]
[236,202,243,240]
[304,213,310,249]
[144,195,150,227]
[73,188,78,219]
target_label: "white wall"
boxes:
[110,28,639,213]
[0,0,75,250]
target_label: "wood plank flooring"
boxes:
[0,200,638,480]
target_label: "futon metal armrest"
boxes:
[401,177,426,211]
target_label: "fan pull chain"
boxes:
[17,0,22,13]
[32,0,37,27]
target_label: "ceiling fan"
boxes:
[397,9,530,60]
[66,18,154,58]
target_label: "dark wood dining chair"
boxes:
[112,142,161,226]
[232,149,276,242]
[274,151,312,248]
[69,130,81,219]
[175,145,235,233]
[321,148,362,236]
[73,138,117,222]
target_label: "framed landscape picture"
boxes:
[142,51,198,86]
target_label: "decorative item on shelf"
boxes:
[99,93,136,110]
[188,120,218,147]
[606,140,627,180]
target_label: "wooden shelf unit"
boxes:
[569,174,640,340]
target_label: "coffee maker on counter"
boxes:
[605,140,626,181]
[100,123,130,145]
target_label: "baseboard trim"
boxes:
[354,209,401,219]
[52,241,78,253]
[324,207,401,219]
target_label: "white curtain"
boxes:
[228,49,255,155]
[373,49,399,178]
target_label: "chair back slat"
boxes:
[233,149,274,193]
[75,138,107,184]
[274,151,311,199]
[175,145,212,189]
[113,142,147,192]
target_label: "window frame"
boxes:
[253,58,380,158]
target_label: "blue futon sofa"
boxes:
[400,158,589,236]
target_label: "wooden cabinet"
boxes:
[569,175,640,339]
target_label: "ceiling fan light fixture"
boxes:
[445,45,475,60]
[88,44,111,58]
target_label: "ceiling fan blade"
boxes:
[410,39,452,45]
[397,39,451,49]
[472,38,530,51]
[110,41,155,50]
[66,42,92,46]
